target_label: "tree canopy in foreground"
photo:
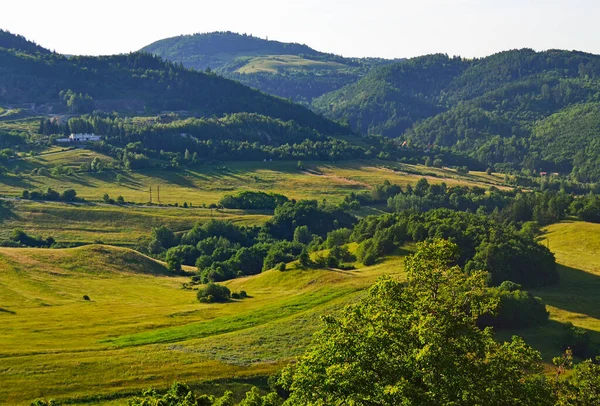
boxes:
[280,239,554,405]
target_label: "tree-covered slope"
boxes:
[531,103,600,182]
[0,35,344,135]
[141,31,397,104]
[314,49,600,180]
[0,29,51,55]
[141,31,328,71]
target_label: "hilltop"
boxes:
[141,31,398,104]
[313,49,600,181]
[0,31,343,135]
[0,29,51,55]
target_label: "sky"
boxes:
[1,0,599,59]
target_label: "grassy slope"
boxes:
[0,200,269,246]
[497,221,600,362]
[2,222,598,403]
[1,150,510,205]
[236,55,348,74]
[0,245,404,405]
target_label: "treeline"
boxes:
[0,33,344,135]
[314,49,600,182]
[21,188,80,202]
[219,191,289,210]
[345,178,600,225]
[146,199,356,282]
[351,208,557,287]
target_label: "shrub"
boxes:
[231,290,248,300]
[197,283,231,303]
[277,262,286,272]
[82,295,90,301]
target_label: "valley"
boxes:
[0,24,599,406]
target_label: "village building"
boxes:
[56,133,102,143]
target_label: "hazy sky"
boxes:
[1,0,598,58]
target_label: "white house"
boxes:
[70,133,101,142]
[56,133,101,143]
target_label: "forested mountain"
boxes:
[0,29,51,55]
[313,49,600,180]
[0,31,344,135]
[141,31,398,104]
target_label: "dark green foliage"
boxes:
[262,241,304,271]
[351,208,558,287]
[141,31,396,104]
[324,228,352,248]
[0,42,343,136]
[151,225,178,250]
[219,191,288,210]
[560,322,598,359]
[479,284,549,329]
[281,240,554,405]
[10,228,55,248]
[292,225,312,245]
[128,382,234,405]
[196,283,231,303]
[30,399,57,406]
[60,189,77,202]
[315,49,600,181]
[22,188,81,203]
[555,357,600,405]
[573,195,600,223]
[264,200,356,241]
[230,290,248,300]
[165,245,198,272]
[182,220,253,247]
[0,29,51,55]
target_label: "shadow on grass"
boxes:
[0,174,36,189]
[495,318,600,362]
[530,264,600,321]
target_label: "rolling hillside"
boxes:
[313,49,600,181]
[0,31,343,135]
[0,244,404,404]
[2,221,599,404]
[141,31,398,104]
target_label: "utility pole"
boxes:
[157,185,160,204]
[149,186,152,204]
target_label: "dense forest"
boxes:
[0,29,51,55]
[141,31,398,104]
[313,49,600,181]
[0,31,344,136]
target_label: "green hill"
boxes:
[0,242,403,404]
[0,29,51,55]
[0,31,343,136]
[141,31,397,104]
[313,49,600,181]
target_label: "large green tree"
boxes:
[280,239,553,405]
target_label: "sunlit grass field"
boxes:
[236,54,348,74]
[0,200,270,246]
[497,221,600,362]
[1,149,509,205]
[1,221,599,403]
[0,244,405,405]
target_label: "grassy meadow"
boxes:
[236,55,348,74]
[0,220,599,403]
[0,245,405,405]
[497,221,600,362]
[1,149,509,205]
[0,199,270,246]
